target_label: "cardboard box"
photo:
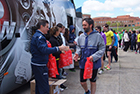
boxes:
[30,79,66,94]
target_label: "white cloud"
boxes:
[96,12,114,17]
[135,7,140,11]
[82,0,140,13]
[124,8,133,12]
[126,12,134,16]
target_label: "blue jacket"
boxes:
[76,30,105,69]
[68,25,76,43]
[30,30,58,65]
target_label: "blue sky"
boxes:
[74,0,140,18]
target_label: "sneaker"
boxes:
[135,52,137,54]
[63,71,68,76]
[84,90,91,94]
[106,66,111,70]
[98,69,104,75]
[104,65,109,69]
[60,84,68,90]
[69,68,76,72]
[61,75,66,79]
[60,88,64,92]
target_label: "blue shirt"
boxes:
[113,33,118,47]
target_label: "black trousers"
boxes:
[123,42,129,51]
[118,39,122,47]
[111,46,118,62]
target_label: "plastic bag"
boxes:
[63,53,74,69]
[59,49,73,68]
[83,57,93,79]
[46,40,59,78]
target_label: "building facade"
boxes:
[92,15,140,27]
[82,14,91,19]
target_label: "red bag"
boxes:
[83,57,93,79]
[66,49,73,65]
[46,40,59,78]
[58,49,73,68]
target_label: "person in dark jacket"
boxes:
[68,25,76,72]
[69,25,76,43]
[30,20,68,94]
[128,29,132,49]
[130,30,136,51]
[49,26,62,79]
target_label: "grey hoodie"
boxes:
[76,30,105,69]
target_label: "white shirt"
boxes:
[60,33,66,46]
[124,33,130,42]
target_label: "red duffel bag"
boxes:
[83,57,93,79]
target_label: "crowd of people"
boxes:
[30,19,84,94]
[119,29,140,54]
[30,18,140,94]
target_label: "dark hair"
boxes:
[82,18,94,30]
[132,30,136,33]
[95,26,101,31]
[64,28,69,41]
[104,23,109,28]
[112,29,116,33]
[57,23,63,28]
[78,31,83,36]
[50,26,59,36]
[36,19,49,29]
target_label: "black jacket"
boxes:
[49,36,61,58]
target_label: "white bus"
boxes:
[0,0,83,93]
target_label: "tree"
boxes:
[106,21,111,26]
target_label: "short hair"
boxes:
[36,19,49,29]
[112,29,116,33]
[57,23,63,28]
[95,26,101,31]
[132,30,136,33]
[78,31,83,36]
[104,23,109,28]
[82,18,94,30]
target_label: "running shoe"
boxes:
[104,65,109,69]
[60,88,64,92]
[98,69,104,75]
[60,84,68,90]
[69,68,76,72]
[84,90,91,94]
[106,66,111,70]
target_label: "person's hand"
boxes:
[115,46,117,49]
[73,41,77,45]
[73,53,79,62]
[61,51,65,54]
[59,45,69,51]
[89,56,93,62]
